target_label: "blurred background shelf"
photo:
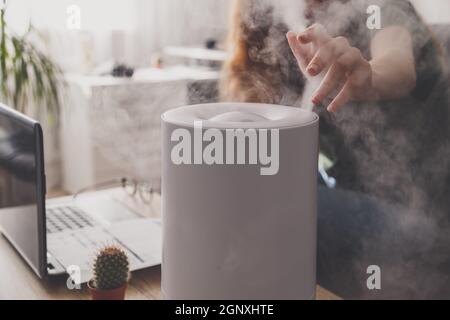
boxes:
[61,67,220,194]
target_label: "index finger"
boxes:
[298,24,332,45]
[286,31,311,72]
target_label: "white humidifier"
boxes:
[161,103,319,300]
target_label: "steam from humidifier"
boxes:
[301,71,326,111]
[271,0,325,111]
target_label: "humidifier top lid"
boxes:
[161,103,318,129]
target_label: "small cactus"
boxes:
[92,245,130,291]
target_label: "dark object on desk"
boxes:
[111,63,134,78]
[205,38,217,50]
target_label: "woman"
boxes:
[222,0,449,212]
[222,0,450,298]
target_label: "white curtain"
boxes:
[5,0,231,71]
[135,0,230,65]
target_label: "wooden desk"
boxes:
[0,191,340,300]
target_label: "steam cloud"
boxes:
[310,0,450,299]
[62,0,450,298]
[222,0,450,299]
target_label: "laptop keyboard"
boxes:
[45,204,161,281]
[46,206,98,234]
[47,226,146,274]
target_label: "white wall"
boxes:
[4,0,231,70]
[411,0,450,24]
[135,0,230,65]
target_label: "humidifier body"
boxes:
[161,103,319,300]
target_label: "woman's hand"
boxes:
[287,24,373,112]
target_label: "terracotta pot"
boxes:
[88,280,127,300]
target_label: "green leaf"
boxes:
[31,59,44,100]
[0,6,63,118]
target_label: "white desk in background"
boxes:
[66,66,220,95]
[164,46,228,63]
[61,66,219,194]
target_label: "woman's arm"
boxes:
[287,24,417,112]
[370,26,416,100]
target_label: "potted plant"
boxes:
[1,0,64,189]
[88,245,130,300]
[0,0,62,118]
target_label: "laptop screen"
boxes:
[0,104,46,277]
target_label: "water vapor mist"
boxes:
[222,0,450,299]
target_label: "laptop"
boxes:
[0,104,162,283]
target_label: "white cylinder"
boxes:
[161,103,319,300]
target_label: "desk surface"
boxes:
[0,191,340,300]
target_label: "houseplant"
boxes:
[88,245,130,300]
[1,0,63,189]
[0,0,62,118]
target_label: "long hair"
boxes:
[220,0,304,104]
